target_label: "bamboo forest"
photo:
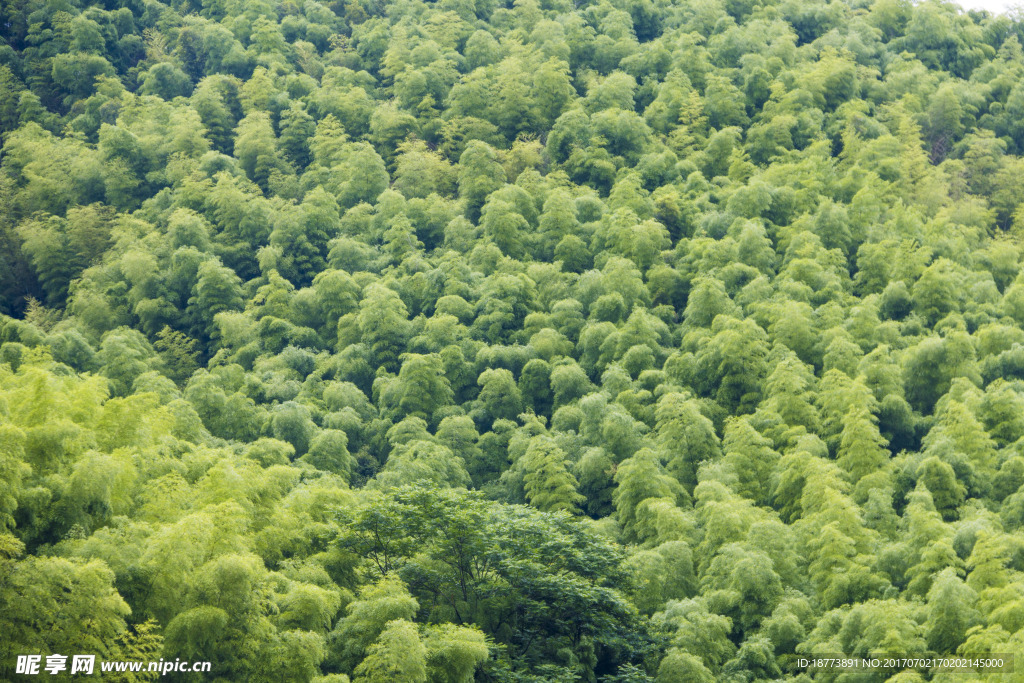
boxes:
[2,0,1024,679]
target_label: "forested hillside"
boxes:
[2,0,1024,679]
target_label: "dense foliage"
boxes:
[3,0,1024,679]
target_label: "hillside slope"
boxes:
[2,0,1024,679]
